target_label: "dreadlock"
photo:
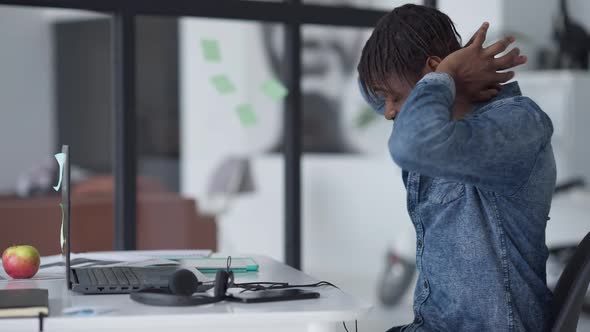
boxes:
[358,4,462,98]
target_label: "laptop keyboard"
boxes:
[84,267,141,286]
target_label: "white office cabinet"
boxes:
[518,71,590,185]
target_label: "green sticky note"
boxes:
[211,75,236,94]
[235,103,257,127]
[261,79,288,101]
[201,39,221,62]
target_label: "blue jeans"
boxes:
[386,326,404,332]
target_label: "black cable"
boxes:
[225,255,339,292]
[234,280,339,289]
[227,255,358,330]
[232,281,289,292]
[232,280,340,292]
[233,281,289,287]
[342,320,358,332]
[38,313,44,332]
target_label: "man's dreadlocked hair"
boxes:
[358,4,462,98]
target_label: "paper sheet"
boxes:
[53,152,66,191]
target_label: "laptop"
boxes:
[59,145,182,294]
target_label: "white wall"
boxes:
[0,7,55,192]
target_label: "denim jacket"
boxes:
[361,72,555,331]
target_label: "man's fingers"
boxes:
[494,71,515,83]
[464,34,475,48]
[484,36,516,56]
[493,47,525,70]
[470,22,489,48]
[464,28,478,47]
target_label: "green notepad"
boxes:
[180,257,258,273]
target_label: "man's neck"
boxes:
[452,99,473,120]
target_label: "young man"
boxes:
[358,4,555,332]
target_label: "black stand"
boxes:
[38,313,44,332]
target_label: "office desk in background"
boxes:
[0,254,370,332]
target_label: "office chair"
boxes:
[550,232,590,332]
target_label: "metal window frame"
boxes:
[0,0,432,269]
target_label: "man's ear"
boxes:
[422,56,442,75]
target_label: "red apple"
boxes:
[2,245,40,279]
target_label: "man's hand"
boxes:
[436,22,527,102]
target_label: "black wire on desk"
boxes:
[232,280,339,292]
[225,256,358,331]
[225,256,339,292]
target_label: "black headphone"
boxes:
[130,269,233,306]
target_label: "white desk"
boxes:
[0,253,370,332]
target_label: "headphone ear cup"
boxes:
[169,269,200,296]
[213,270,231,299]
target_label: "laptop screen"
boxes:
[59,145,71,289]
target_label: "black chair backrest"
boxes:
[551,232,590,332]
